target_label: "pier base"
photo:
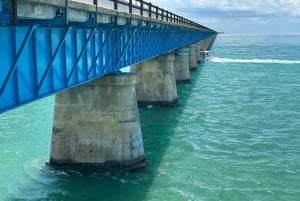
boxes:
[174,48,191,84]
[188,44,197,70]
[131,53,178,107]
[48,73,147,172]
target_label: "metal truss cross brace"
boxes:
[66,28,97,84]
[37,27,72,91]
[115,29,138,67]
[87,29,114,78]
[124,29,145,65]
[0,25,36,96]
[101,29,127,72]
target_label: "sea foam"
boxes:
[211,57,300,64]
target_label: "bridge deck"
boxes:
[2,0,212,30]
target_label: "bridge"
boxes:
[0,0,217,172]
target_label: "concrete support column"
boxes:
[131,53,178,107]
[195,42,202,63]
[198,40,206,51]
[48,73,147,172]
[197,40,207,62]
[205,35,217,50]
[174,47,191,84]
[188,44,197,70]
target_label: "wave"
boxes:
[211,57,300,64]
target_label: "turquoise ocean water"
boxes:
[0,34,300,201]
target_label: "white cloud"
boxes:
[150,0,300,17]
[149,0,300,33]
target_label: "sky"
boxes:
[148,0,300,33]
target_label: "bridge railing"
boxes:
[97,0,211,30]
[0,0,212,31]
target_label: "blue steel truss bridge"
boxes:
[0,0,217,114]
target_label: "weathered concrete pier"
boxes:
[0,0,217,172]
[188,44,198,70]
[131,53,178,107]
[175,48,191,84]
[50,73,147,171]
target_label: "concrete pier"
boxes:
[196,35,218,62]
[131,53,178,107]
[188,45,197,70]
[205,35,218,50]
[195,41,202,63]
[197,40,206,51]
[197,40,207,62]
[174,48,191,84]
[198,35,217,52]
[48,73,147,172]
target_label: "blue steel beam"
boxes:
[0,26,215,113]
[0,1,217,113]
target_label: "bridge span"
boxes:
[0,0,217,171]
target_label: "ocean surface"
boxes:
[1,33,300,201]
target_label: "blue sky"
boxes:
[149,0,300,33]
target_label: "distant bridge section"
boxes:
[0,0,217,113]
